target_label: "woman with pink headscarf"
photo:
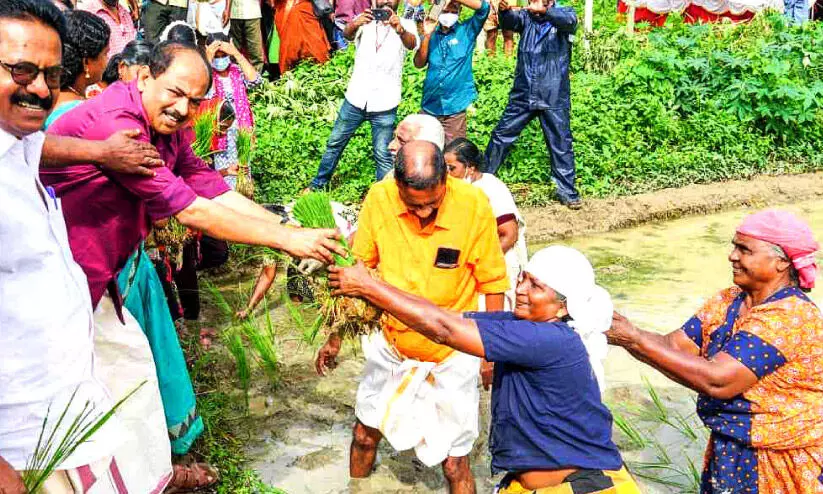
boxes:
[607,209,823,494]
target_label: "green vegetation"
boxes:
[250,0,823,205]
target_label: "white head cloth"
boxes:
[525,245,612,391]
[401,114,445,151]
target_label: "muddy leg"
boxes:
[442,456,476,494]
[485,28,498,56]
[350,420,382,478]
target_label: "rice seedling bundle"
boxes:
[235,129,255,199]
[290,192,382,339]
[191,103,219,160]
[151,217,194,264]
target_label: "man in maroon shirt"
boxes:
[43,41,343,312]
[42,41,345,491]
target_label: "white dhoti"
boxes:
[355,332,481,467]
[90,295,173,493]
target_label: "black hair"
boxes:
[102,40,153,85]
[164,22,197,45]
[61,10,110,90]
[443,137,487,173]
[149,41,213,92]
[219,100,235,122]
[396,141,448,190]
[101,52,122,85]
[54,0,73,10]
[121,39,154,65]
[0,0,68,46]
[206,32,231,45]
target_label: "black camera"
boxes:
[372,8,391,21]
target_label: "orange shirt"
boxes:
[352,176,509,362]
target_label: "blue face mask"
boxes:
[212,56,230,71]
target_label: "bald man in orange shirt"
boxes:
[316,141,508,493]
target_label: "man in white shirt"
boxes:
[0,1,122,492]
[307,0,418,190]
[0,1,173,492]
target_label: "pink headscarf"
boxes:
[736,209,820,289]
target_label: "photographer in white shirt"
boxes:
[306,0,419,191]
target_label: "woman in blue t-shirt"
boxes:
[328,245,641,494]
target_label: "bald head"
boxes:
[396,140,447,191]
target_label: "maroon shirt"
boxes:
[41,81,231,308]
[335,0,370,24]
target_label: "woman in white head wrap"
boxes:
[328,246,640,494]
[524,245,613,389]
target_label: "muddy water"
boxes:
[246,200,823,494]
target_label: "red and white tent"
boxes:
[616,0,782,25]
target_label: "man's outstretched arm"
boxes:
[176,197,347,264]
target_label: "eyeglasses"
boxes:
[0,60,63,89]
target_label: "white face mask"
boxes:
[439,13,459,28]
[212,56,230,72]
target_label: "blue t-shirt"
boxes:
[421,0,490,116]
[467,311,623,474]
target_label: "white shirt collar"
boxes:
[0,126,18,158]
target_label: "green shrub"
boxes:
[250,3,823,205]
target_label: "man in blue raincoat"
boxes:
[483,0,581,209]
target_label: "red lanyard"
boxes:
[375,23,391,52]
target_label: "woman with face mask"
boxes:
[444,137,527,310]
[204,32,263,190]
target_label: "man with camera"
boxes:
[307,0,418,190]
[483,0,582,209]
[414,0,490,144]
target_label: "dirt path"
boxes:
[523,172,823,241]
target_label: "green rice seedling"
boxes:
[290,193,381,340]
[673,409,700,440]
[612,410,648,449]
[241,319,278,381]
[23,383,144,493]
[643,376,669,423]
[191,104,219,159]
[224,329,250,407]
[291,192,353,266]
[685,455,702,492]
[203,280,234,320]
[235,129,255,199]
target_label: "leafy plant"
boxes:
[249,10,823,206]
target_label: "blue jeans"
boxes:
[784,0,808,23]
[485,99,580,202]
[311,99,397,189]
